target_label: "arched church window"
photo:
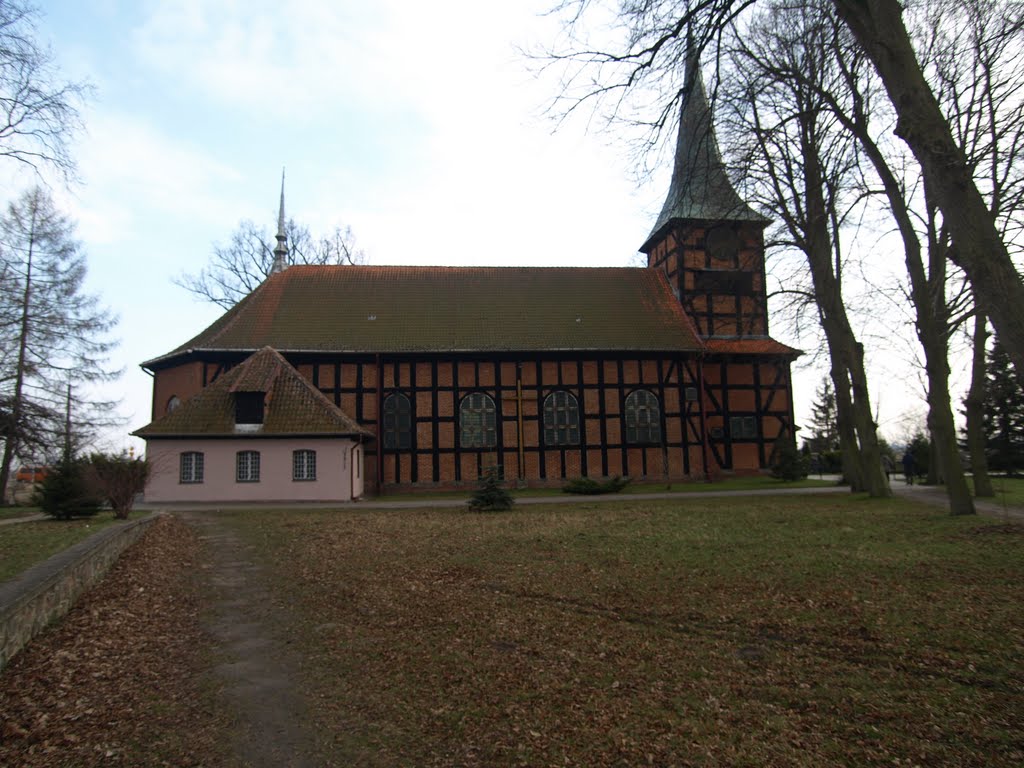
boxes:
[460,393,497,449]
[543,391,580,446]
[625,390,661,444]
[166,395,181,414]
[382,393,412,450]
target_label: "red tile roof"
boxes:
[703,338,802,357]
[134,347,370,438]
[144,266,705,367]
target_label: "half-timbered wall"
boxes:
[646,221,769,338]
[302,353,704,490]
[699,356,794,473]
[150,349,796,491]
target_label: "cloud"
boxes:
[64,109,243,244]
[131,0,387,117]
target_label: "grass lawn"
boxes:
[972,475,1024,507]
[221,495,1024,767]
[0,515,124,583]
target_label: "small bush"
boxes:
[562,476,631,495]
[89,453,149,519]
[35,459,103,520]
[771,439,809,482]
[469,467,514,512]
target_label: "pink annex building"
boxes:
[136,347,369,503]
[134,51,800,503]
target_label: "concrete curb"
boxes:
[0,511,162,671]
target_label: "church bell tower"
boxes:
[640,47,771,340]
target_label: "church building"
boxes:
[134,54,800,501]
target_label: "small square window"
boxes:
[730,416,758,440]
[293,449,316,481]
[179,452,204,484]
[236,450,261,482]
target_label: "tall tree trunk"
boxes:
[921,328,974,512]
[0,197,37,504]
[848,341,890,496]
[965,313,994,497]
[800,109,890,497]
[831,364,864,488]
[831,90,971,512]
[834,0,1024,376]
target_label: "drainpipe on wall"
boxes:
[376,354,383,495]
[698,357,712,483]
[516,363,525,482]
[349,438,361,499]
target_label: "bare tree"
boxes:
[546,0,1024,375]
[919,0,1024,497]
[0,187,118,503]
[782,4,977,512]
[0,0,90,180]
[719,1,891,496]
[175,218,364,309]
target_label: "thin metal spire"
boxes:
[271,168,288,275]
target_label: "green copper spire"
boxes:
[641,45,767,252]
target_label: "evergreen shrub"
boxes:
[469,467,514,512]
[562,476,631,494]
[35,459,103,520]
[771,439,809,481]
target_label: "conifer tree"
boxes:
[469,467,514,512]
[0,188,117,503]
[982,340,1024,473]
[806,377,839,453]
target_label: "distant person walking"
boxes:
[901,451,916,485]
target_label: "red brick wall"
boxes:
[151,362,204,419]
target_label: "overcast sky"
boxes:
[10,0,936,455]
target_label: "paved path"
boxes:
[136,482,853,513]
[133,479,1024,520]
[0,512,45,526]
[891,481,1024,521]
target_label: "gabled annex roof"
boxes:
[640,51,768,253]
[134,346,370,438]
[143,265,704,368]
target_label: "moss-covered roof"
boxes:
[143,266,703,367]
[134,347,370,438]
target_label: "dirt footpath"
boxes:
[0,512,322,768]
[186,511,320,768]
